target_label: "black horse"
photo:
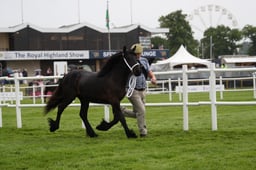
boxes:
[44,64,86,102]
[44,46,141,138]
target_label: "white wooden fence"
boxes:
[1,63,256,130]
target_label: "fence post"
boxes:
[104,105,110,122]
[168,78,172,101]
[0,97,2,127]
[182,65,189,131]
[0,106,2,128]
[210,63,217,131]
[253,73,256,99]
[178,77,182,101]
[40,83,44,104]
[32,85,36,104]
[14,73,22,128]
[0,85,2,127]
[219,76,223,100]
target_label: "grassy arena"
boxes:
[0,91,256,169]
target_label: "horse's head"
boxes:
[122,46,141,76]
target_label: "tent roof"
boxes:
[151,45,211,72]
[155,45,210,66]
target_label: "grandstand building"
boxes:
[0,22,169,76]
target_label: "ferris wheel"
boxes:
[187,4,238,40]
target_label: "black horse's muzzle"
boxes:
[123,58,141,76]
[132,63,141,76]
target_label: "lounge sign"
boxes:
[0,51,90,60]
[89,49,170,59]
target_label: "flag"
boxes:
[106,2,110,29]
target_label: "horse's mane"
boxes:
[97,52,123,77]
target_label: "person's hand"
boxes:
[151,77,157,85]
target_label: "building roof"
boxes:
[0,22,169,34]
[223,56,256,63]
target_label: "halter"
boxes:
[123,57,140,72]
[122,54,140,97]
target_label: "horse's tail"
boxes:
[44,79,63,114]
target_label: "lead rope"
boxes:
[123,57,139,97]
[126,75,137,97]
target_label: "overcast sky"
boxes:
[0,0,254,39]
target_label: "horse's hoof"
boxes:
[86,130,98,137]
[48,118,58,132]
[96,119,110,131]
[127,129,137,138]
[87,133,98,138]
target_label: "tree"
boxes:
[151,36,168,49]
[158,10,198,56]
[242,25,256,55]
[201,25,242,60]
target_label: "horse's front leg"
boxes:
[116,105,137,138]
[96,103,137,138]
[80,101,98,137]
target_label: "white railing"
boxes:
[1,64,256,131]
[147,74,256,101]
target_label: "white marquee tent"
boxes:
[151,45,211,71]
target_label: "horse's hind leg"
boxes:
[96,105,119,131]
[48,98,74,132]
[79,100,97,137]
[96,103,137,138]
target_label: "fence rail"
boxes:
[1,64,256,130]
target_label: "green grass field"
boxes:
[0,91,256,170]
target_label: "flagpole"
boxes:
[106,0,111,51]
[77,0,80,23]
[108,29,111,51]
[130,0,133,24]
[21,0,24,24]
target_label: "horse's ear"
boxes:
[123,46,127,54]
[131,45,136,52]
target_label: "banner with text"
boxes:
[0,51,90,60]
